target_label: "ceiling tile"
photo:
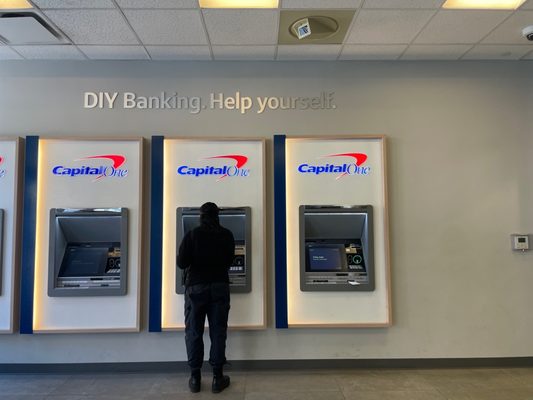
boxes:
[362,0,444,8]
[482,11,533,44]
[277,44,341,59]
[401,44,470,59]
[203,9,278,45]
[282,0,362,8]
[340,44,406,59]
[414,10,511,44]
[32,0,115,8]
[146,45,211,60]
[523,49,533,58]
[520,0,533,8]
[124,9,207,45]
[462,44,532,59]
[43,9,139,44]
[78,45,148,59]
[346,9,435,44]
[0,46,23,60]
[116,0,199,8]
[212,45,276,60]
[12,44,85,59]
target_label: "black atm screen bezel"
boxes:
[305,243,347,272]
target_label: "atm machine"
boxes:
[299,205,374,292]
[176,207,251,294]
[0,209,4,295]
[48,208,128,297]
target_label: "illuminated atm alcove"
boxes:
[175,206,252,294]
[299,205,374,292]
[48,208,128,297]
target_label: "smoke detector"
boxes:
[279,10,355,45]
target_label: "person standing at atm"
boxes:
[177,202,235,394]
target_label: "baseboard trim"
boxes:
[0,358,532,373]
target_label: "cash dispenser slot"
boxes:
[176,206,252,294]
[48,208,128,297]
[299,205,374,292]
[0,209,4,295]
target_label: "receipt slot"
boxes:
[48,208,128,297]
[300,205,374,292]
[176,207,251,294]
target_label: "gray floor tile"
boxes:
[148,372,246,394]
[441,388,533,400]
[343,390,447,400]
[0,367,531,400]
[245,372,340,393]
[0,375,69,396]
[245,391,346,400]
[0,396,48,400]
[336,369,439,392]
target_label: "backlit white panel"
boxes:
[33,139,142,332]
[285,137,390,326]
[162,139,266,330]
[0,139,20,334]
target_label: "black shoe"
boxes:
[212,375,230,393]
[189,375,201,393]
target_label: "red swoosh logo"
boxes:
[0,156,4,165]
[76,154,126,181]
[79,154,126,169]
[325,153,367,179]
[204,154,248,180]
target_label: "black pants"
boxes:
[184,282,230,371]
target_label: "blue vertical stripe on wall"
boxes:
[274,135,288,329]
[20,136,39,334]
[149,136,164,332]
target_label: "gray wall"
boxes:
[0,61,532,363]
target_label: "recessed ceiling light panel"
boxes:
[0,0,32,9]
[199,0,278,8]
[0,13,63,44]
[442,0,527,9]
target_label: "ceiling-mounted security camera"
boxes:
[523,25,533,41]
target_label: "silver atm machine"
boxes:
[0,209,4,295]
[176,207,251,294]
[299,205,374,292]
[48,208,128,297]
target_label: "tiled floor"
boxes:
[0,367,532,399]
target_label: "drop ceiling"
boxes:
[0,0,532,61]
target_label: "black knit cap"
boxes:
[200,202,219,217]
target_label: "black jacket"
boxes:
[177,224,235,286]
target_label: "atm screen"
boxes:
[59,245,108,277]
[307,245,344,271]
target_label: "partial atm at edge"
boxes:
[0,209,4,295]
[176,207,251,294]
[300,205,375,292]
[48,208,128,297]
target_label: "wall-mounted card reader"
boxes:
[0,209,4,295]
[48,208,128,297]
[176,207,251,294]
[299,205,374,292]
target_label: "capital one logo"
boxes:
[0,156,5,178]
[177,154,250,181]
[298,152,370,179]
[52,154,129,182]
